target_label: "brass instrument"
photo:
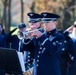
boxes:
[17,30,26,40]
[17,28,44,40]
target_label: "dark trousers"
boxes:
[61,60,69,75]
[68,62,76,75]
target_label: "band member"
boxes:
[67,21,76,75]
[23,12,43,70]
[5,23,28,65]
[59,23,76,75]
[60,21,76,75]
[18,23,28,64]
[23,12,65,75]
[6,23,26,51]
[58,29,71,75]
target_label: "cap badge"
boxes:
[30,14,33,16]
[43,14,47,17]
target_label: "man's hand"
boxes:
[31,30,43,38]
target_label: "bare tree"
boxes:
[1,0,11,32]
[2,0,8,30]
[7,0,11,32]
[21,0,24,22]
[60,0,75,30]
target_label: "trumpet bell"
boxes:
[17,31,24,40]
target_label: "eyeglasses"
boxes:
[29,21,39,23]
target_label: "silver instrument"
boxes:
[17,28,44,40]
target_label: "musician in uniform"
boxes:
[5,23,28,66]
[23,12,43,70]
[23,12,65,75]
[6,23,26,51]
[18,23,29,66]
[58,29,71,75]
[60,21,76,75]
[67,22,76,75]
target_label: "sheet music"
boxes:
[17,52,26,72]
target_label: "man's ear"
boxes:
[53,21,57,25]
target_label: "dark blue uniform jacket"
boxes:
[64,32,76,75]
[23,28,65,75]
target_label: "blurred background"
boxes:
[0,0,76,33]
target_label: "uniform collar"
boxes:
[46,28,58,36]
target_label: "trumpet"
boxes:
[17,28,44,40]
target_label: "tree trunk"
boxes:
[7,0,11,32]
[21,0,24,23]
[2,0,11,32]
[2,0,8,31]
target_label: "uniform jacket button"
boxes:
[62,48,65,51]
[37,55,39,58]
[37,64,39,67]
[71,56,74,60]
[59,43,62,45]
[28,52,30,54]
[39,51,41,54]
[28,55,30,58]
[28,60,30,62]
[64,41,67,43]
[37,60,39,62]
[40,47,42,49]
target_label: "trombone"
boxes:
[17,28,44,40]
